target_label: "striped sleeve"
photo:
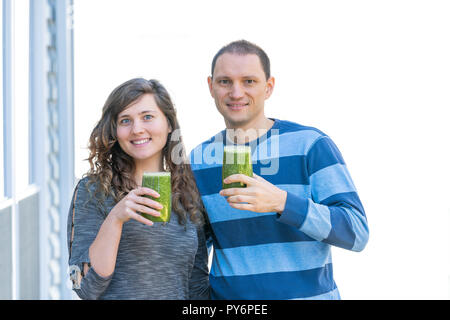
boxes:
[278,135,369,252]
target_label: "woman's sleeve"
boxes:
[67,178,114,300]
[188,223,211,300]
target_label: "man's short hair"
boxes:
[211,40,271,80]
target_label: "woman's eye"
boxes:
[120,118,130,125]
[143,114,153,120]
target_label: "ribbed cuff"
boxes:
[276,191,309,229]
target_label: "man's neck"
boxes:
[225,116,274,145]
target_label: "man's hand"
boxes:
[219,173,287,213]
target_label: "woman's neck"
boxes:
[134,157,165,186]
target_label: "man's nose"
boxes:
[229,83,244,99]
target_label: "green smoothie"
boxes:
[141,172,171,223]
[222,145,253,189]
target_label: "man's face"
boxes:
[208,53,274,129]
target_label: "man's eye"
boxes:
[245,79,255,84]
[218,79,230,85]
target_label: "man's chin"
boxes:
[224,117,250,129]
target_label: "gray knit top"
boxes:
[67,177,210,300]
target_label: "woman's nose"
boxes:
[131,120,145,134]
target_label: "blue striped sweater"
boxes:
[189,119,369,299]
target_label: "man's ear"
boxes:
[207,76,214,98]
[265,76,275,99]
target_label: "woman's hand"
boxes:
[88,187,162,278]
[109,187,163,226]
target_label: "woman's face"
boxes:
[116,93,171,170]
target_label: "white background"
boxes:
[73,0,450,299]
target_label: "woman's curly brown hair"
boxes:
[85,78,204,226]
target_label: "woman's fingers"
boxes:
[129,188,163,210]
[113,187,164,226]
[139,197,163,211]
[134,186,160,199]
[124,203,156,226]
[129,209,154,226]
[126,199,161,218]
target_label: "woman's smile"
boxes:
[130,137,152,147]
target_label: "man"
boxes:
[189,40,369,299]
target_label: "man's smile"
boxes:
[226,102,249,111]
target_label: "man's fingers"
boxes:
[220,186,253,197]
[223,174,255,186]
[223,173,252,184]
[227,195,253,204]
[252,173,265,181]
[228,202,253,211]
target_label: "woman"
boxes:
[67,78,210,299]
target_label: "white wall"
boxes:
[73,0,450,299]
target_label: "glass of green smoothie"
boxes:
[141,172,171,223]
[222,145,253,189]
